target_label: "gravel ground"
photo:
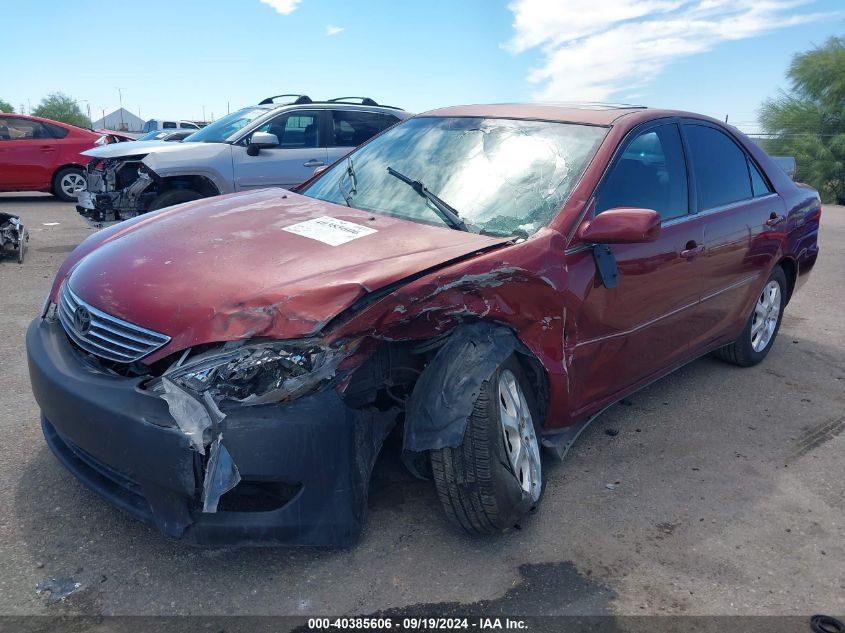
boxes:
[0,192,842,618]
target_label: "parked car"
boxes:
[0,114,103,201]
[27,104,821,546]
[135,130,196,142]
[141,119,201,132]
[75,95,411,225]
[95,129,140,143]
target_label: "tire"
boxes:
[147,188,203,211]
[713,266,788,367]
[430,355,544,534]
[52,167,86,202]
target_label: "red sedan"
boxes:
[0,113,102,201]
[26,104,821,546]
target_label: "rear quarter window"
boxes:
[43,122,69,139]
[749,158,773,197]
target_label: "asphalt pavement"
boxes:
[0,192,842,618]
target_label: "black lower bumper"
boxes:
[27,317,396,547]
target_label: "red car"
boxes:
[27,104,821,546]
[0,113,102,201]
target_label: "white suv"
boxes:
[76,96,411,226]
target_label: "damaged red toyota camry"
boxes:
[27,104,821,546]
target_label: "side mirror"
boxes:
[580,207,661,244]
[246,132,279,156]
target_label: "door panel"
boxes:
[0,118,58,189]
[233,110,327,190]
[568,218,706,416]
[681,123,784,352]
[691,195,785,350]
[233,146,328,190]
[569,122,709,416]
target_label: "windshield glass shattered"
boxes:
[301,117,607,237]
[182,108,268,144]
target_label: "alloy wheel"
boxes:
[751,280,782,352]
[60,172,86,198]
[498,368,542,502]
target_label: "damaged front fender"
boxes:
[404,322,526,452]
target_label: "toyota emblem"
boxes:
[74,306,92,336]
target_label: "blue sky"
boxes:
[2,0,843,133]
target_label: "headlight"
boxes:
[152,339,359,406]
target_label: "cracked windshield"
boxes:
[302,117,607,237]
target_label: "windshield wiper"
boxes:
[337,156,358,207]
[347,156,357,194]
[386,166,468,232]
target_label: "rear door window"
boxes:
[163,121,177,129]
[330,110,399,147]
[595,124,689,221]
[684,124,753,210]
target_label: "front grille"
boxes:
[57,283,170,363]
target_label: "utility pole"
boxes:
[117,87,124,129]
[202,105,206,123]
[82,100,92,126]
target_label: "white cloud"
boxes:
[325,25,345,36]
[258,0,302,15]
[505,0,835,102]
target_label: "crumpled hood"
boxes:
[82,140,200,159]
[67,189,510,362]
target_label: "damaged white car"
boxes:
[75,95,409,226]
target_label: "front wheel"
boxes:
[52,167,86,202]
[430,356,543,534]
[147,188,203,211]
[714,266,788,367]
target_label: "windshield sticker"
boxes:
[282,216,377,246]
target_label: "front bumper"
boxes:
[26,317,395,547]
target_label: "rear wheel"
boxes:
[147,188,203,211]
[714,266,787,367]
[52,167,86,202]
[430,356,543,534]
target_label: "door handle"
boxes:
[303,160,325,168]
[39,145,56,152]
[680,242,705,259]
[766,213,786,227]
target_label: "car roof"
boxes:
[416,103,719,127]
[253,95,408,115]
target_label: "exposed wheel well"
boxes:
[161,175,220,197]
[776,257,798,304]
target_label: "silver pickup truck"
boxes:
[76,95,411,226]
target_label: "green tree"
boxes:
[32,92,90,128]
[760,36,845,203]
[0,99,13,113]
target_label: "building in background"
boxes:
[92,108,144,132]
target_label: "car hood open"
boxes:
[67,189,511,362]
